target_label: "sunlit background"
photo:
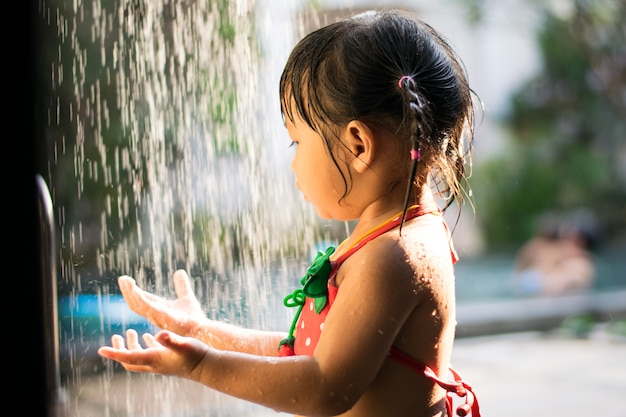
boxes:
[29,0,625,416]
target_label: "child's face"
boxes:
[284,113,346,220]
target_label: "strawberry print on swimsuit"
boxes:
[278,246,335,356]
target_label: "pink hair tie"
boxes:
[410,149,421,161]
[398,75,412,88]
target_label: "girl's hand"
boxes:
[118,270,287,354]
[119,270,206,337]
[98,329,208,379]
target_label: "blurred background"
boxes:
[28,0,625,416]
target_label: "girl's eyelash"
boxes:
[288,141,297,148]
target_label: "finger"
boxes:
[118,276,147,307]
[118,275,138,295]
[173,269,195,299]
[119,275,160,301]
[119,275,165,310]
[111,334,126,350]
[126,329,142,350]
[142,332,160,348]
[154,330,178,349]
[155,330,200,354]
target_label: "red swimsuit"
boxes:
[279,204,481,416]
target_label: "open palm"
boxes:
[119,269,207,338]
[99,329,207,378]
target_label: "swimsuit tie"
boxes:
[389,347,481,417]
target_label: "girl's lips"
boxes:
[296,185,308,201]
[294,180,309,200]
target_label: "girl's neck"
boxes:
[336,185,435,256]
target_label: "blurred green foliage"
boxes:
[472,0,626,250]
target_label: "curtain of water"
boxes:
[34,0,335,415]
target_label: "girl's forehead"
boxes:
[282,101,308,128]
[284,113,315,136]
[282,112,298,129]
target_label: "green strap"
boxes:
[278,246,335,350]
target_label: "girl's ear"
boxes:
[344,120,375,173]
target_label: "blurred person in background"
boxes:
[512,209,599,297]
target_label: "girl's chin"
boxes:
[312,206,334,220]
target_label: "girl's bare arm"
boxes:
[118,270,286,356]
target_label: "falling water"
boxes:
[33,1,342,416]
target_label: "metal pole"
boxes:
[36,174,61,417]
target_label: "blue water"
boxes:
[454,248,626,302]
[58,294,155,370]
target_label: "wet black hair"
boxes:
[280,9,476,221]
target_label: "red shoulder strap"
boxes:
[333,204,438,267]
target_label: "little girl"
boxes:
[99,9,480,417]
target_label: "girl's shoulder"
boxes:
[380,212,455,260]
[337,217,455,288]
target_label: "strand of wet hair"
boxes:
[397,75,433,235]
